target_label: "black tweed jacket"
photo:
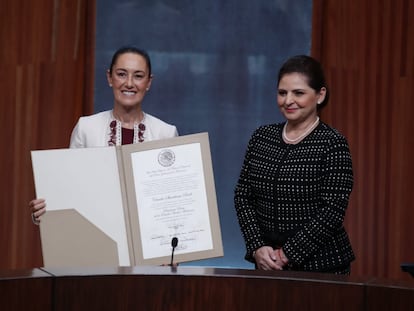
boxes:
[234,122,355,272]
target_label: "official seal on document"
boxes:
[158,149,175,167]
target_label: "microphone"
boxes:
[170,237,178,266]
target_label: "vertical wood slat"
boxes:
[312,0,414,279]
[0,0,95,269]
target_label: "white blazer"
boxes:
[69,110,178,148]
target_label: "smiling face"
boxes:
[106,52,153,109]
[277,72,326,125]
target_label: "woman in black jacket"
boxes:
[234,55,355,275]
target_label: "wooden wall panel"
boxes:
[312,0,414,279]
[0,0,95,269]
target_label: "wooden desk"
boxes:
[0,268,53,311]
[44,266,367,311]
[2,266,413,310]
[366,278,414,311]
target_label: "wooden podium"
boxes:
[2,266,414,310]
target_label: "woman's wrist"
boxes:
[252,246,262,260]
[278,248,289,265]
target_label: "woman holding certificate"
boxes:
[29,46,178,224]
[234,55,355,275]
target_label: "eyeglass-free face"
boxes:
[277,72,326,126]
[106,52,153,109]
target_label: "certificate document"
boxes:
[132,143,212,259]
[32,132,223,267]
[121,132,223,265]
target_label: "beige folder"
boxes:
[40,209,118,267]
[32,146,132,267]
[31,132,223,268]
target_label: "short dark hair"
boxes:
[108,46,152,77]
[277,55,329,109]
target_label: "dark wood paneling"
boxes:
[49,266,367,311]
[0,268,53,311]
[366,278,414,311]
[0,0,95,269]
[3,267,414,310]
[312,0,414,279]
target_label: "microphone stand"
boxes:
[170,237,178,268]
